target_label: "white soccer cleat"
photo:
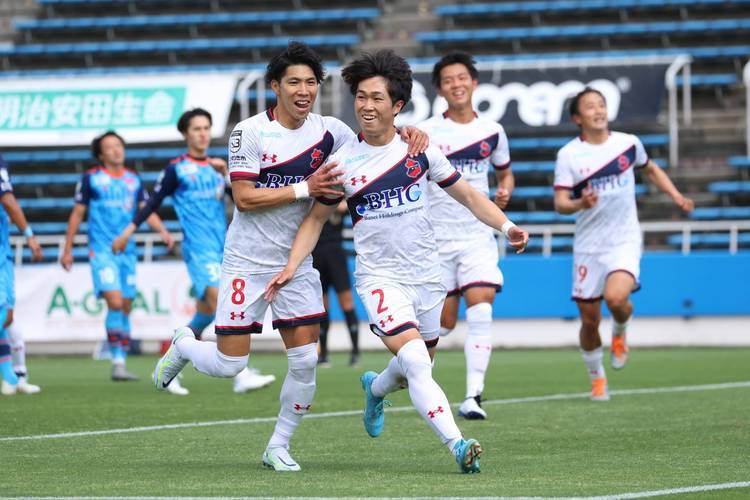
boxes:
[153,326,193,391]
[166,374,189,396]
[233,367,275,393]
[1,380,17,395]
[262,446,301,472]
[16,376,41,394]
[458,396,487,420]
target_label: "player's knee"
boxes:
[397,338,432,379]
[287,343,317,383]
[466,302,492,328]
[604,294,629,313]
[214,351,248,378]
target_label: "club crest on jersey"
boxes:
[618,154,630,171]
[405,158,422,178]
[479,141,491,158]
[262,153,277,164]
[310,148,324,169]
[350,175,367,186]
[229,130,242,153]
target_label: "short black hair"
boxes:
[341,50,413,107]
[569,87,606,117]
[265,41,325,85]
[431,51,478,88]
[177,108,212,134]
[91,130,125,160]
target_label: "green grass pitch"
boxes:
[2,347,749,498]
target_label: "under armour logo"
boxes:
[479,140,491,158]
[474,344,492,351]
[293,403,311,412]
[379,315,394,328]
[351,175,367,186]
[229,311,245,320]
[405,158,422,178]
[262,153,277,163]
[310,148,324,169]
[427,406,444,419]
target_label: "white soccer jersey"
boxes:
[225,108,355,273]
[324,133,461,285]
[419,113,510,241]
[554,131,649,254]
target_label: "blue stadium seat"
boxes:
[689,207,750,219]
[492,184,647,200]
[19,244,170,263]
[415,19,750,44]
[1,34,361,56]
[666,232,750,247]
[18,197,173,209]
[676,73,739,86]
[15,8,379,30]
[728,157,750,169]
[12,171,161,185]
[504,211,575,224]
[4,146,225,164]
[708,181,750,193]
[509,134,667,150]
[434,0,750,17]
[10,219,181,235]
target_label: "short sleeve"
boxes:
[426,146,461,188]
[491,128,511,171]
[553,149,574,190]
[74,173,92,205]
[325,116,356,153]
[228,122,260,183]
[633,135,649,169]
[0,162,13,196]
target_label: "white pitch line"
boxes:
[5,480,750,499]
[2,380,749,443]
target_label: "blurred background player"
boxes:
[420,52,514,420]
[62,131,173,382]
[265,50,529,473]
[311,200,360,367]
[553,88,694,401]
[113,108,275,395]
[0,153,43,395]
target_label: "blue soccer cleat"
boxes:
[360,371,389,438]
[452,438,482,474]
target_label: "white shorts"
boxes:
[215,266,325,334]
[438,233,503,297]
[572,244,642,301]
[356,279,445,347]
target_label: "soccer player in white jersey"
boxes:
[265,51,529,473]
[419,52,514,420]
[153,42,427,472]
[554,88,694,401]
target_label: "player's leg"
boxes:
[262,267,325,471]
[318,291,331,366]
[329,244,359,365]
[602,246,640,370]
[0,304,19,394]
[312,248,331,365]
[439,294,459,337]
[187,257,219,339]
[6,315,40,394]
[153,270,261,389]
[459,287,496,420]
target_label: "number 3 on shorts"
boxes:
[371,289,388,313]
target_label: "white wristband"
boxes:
[292,181,309,200]
[501,220,516,237]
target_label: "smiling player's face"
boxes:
[573,91,609,134]
[354,76,403,141]
[437,63,477,110]
[272,64,319,129]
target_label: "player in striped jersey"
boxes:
[554,88,694,401]
[419,52,515,420]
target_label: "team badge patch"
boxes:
[229,130,242,153]
[479,141,491,158]
[405,158,422,178]
[310,148,324,169]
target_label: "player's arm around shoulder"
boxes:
[264,199,339,302]
[640,159,694,212]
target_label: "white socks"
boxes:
[397,339,461,446]
[8,325,26,376]
[613,316,631,336]
[464,303,493,399]
[176,335,248,378]
[581,347,606,381]
[371,355,408,397]
[268,342,317,449]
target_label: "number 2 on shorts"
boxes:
[371,289,388,313]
